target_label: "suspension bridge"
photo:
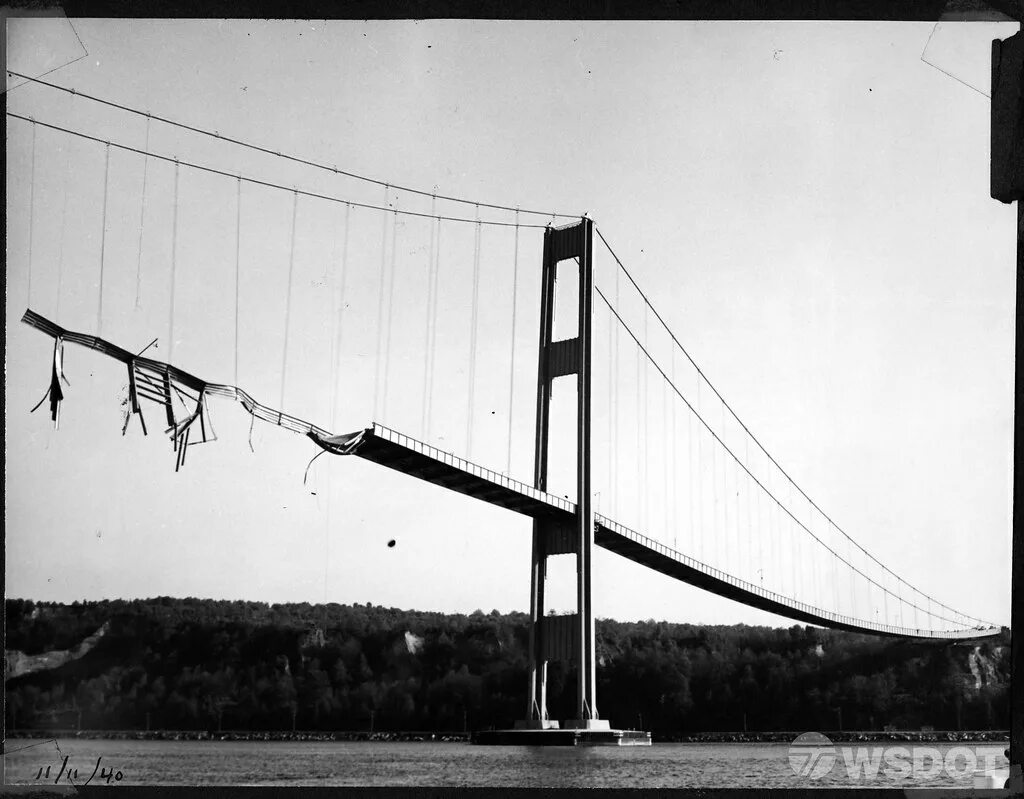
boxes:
[8,69,1003,740]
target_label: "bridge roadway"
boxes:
[20,309,999,642]
[334,424,1000,641]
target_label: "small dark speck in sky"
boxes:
[388,539,396,548]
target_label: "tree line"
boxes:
[4,598,1009,734]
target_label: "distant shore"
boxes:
[6,728,1009,744]
[661,730,1009,744]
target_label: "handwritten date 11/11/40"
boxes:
[36,754,124,785]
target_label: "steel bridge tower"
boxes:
[517,217,608,732]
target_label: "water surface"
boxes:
[3,738,1009,788]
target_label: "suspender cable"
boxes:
[613,268,620,519]
[696,378,703,561]
[331,203,351,432]
[749,439,758,586]
[55,143,70,320]
[383,199,400,420]
[756,451,764,587]
[715,410,723,567]
[642,309,649,531]
[97,143,111,336]
[848,536,856,619]
[833,549,840,616]
[423,196,438,436]
[233,177,242,384]
[168,158,180,363]
[426,217,442,439]
[135,116,152,309]
[790,485,799,600]
[740,457,746,581]
[635,340,642,528]
[466,208,483,457]
[736,441,742,579]
[671,350,678,550]
[722,404,730,569]
[811,498,821,611]
[27,121,37,307]
[688,403,694,556]
[662,370,669,543]
[373,186,390,420]
[280,190,299,411]
[607,299,613,505]
[506,211,520,475]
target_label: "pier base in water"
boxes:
[471,727,651,746]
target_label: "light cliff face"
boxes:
[966,645,1004,692]
[404,631,424,654]
[4,622,110,679]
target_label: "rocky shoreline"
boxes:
[6,728,1009,744]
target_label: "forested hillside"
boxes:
[4,598,1009,735]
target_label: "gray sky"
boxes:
[5,19,1016,629]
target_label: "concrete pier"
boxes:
[472,727,651,746]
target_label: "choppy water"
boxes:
[2,738,1009,788]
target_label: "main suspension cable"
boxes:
[8,70,580,220]
[7,113,549,229]
[596,285,977,628]
[593,226,983,625]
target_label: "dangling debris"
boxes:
[21,308,340,473]
[29,335,69,429]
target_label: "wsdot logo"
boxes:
[788,732,836,779]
